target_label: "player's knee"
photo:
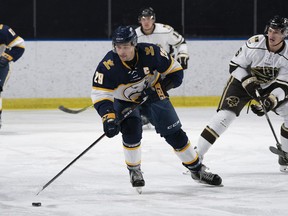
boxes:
[121,117,143,143]
[164,129,188,149]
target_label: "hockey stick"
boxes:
[58,104,93,114]
[37,99,146,195]
[255,90,283,153]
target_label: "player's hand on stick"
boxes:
[241,75,261,99]
[251,94,278,116]
[0,54,11,68]
[102,111,120,138]
[137,81,168,103]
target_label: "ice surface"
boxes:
[1,108,288,216]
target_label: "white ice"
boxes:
[1,107,288,216]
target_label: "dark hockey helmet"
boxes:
[264,15,288,37]
[138,7,156,21]
[112,26,137,48]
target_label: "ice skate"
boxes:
[189,164,222,186]
[128,165,145,192]
[278,154,288,172]
[0,113,2,129]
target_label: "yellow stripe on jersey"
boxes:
[92,98,114,105]
[92,86,114,92]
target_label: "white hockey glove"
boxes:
[176,53,189,70]
[241,75,260,99]
[251,94,278,116]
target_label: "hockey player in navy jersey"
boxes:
[195,15,288,173]
[91,25,222,189]
[0,24,25,129]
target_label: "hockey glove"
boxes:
[138,81,169,103]
[241,75,260,99]
[0,52,13,68]
[176,53,189,70]
[102,111,120,138]
[251,94,278,116]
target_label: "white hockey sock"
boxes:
[196,110,236,156]
[123,141,141,167]
[174,141,199,165]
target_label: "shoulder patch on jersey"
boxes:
[247,36,259,44]
[103,59,114,70]
[163,24,172,30]
[154,23,173,33]
[144,46,155,56]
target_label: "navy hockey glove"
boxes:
[241,75,260,99]
[0,52,12,68]
[251,94,278,116]
[102,111,120,138]
[176,53,189,70]
[138,81,169,103]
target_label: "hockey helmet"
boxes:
[112,26,137,47]
[138,7,156,21]
[265,15,288,38]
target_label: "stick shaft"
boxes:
[255,90,281,149]
[37,101,145,195]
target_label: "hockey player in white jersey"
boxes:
[135,7,189,126]
[135,7,189,70]
[195,15,288,174]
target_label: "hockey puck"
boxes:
[32,202,41,207]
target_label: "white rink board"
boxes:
[4,40,245,98]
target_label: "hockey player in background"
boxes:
[0,24,25,129]
[135,7,189,125]
[91,25,222,191]
[195,15,288,173]
[136,7,189,69]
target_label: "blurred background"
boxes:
[1,0,288,40]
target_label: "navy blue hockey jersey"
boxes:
[0,24,25,62]
[91,43,183,115]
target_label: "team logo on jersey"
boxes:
[247,36,259,44]
[226,96,239,107]
[123,79,147,101]
[251,66,279,83]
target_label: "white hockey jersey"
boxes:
[135,23,188,58]
[230,34,288,101]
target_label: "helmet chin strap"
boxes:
[272,39,284,47]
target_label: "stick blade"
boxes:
[58,105,84,114]
[269,146,286,157]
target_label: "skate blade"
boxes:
[182,170,191,175]
[135,187,143,194]
[280,166,288,173]
[194,179,224,187]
